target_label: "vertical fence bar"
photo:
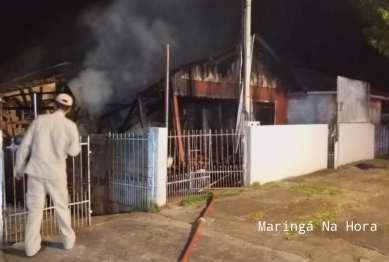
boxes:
[1,140,6,247]
[124,133,128,206]
[80,136,84,228]
[131,133,135,207]
[72,152,76,227]
[119,133,123,205]
[108,133,111,201]
[10,140,17,244]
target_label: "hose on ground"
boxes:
[180,192,216,262]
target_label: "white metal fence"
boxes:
[108,131,155,210]
[1,136,91,247]
[167,130,244,204]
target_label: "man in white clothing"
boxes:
[14,93,80,257]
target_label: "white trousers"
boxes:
[25,175,75,256]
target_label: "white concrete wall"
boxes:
[245,124,328,185]
[337,76,370,123]
[338,123,374,166]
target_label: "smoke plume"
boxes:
[68,0,239,116]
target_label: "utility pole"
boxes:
[165,44,170,129]
[244,0,253,121]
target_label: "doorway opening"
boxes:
[253,101,276,125]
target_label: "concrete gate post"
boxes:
[148,128,167,206]
[243,122,260,187]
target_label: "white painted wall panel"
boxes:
[338,76,369,123]
[338,123,374,166]
[246,125,328,185]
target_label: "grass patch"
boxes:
[263,182,277,187]
[343,202,361,209]
[180,189,245,207]
[301,210,338,227]
[352,251,368,261]
[148,203,169,213]
[291,184,342,195]
[216,189,245,199]
[180,194,210,207]
[242,212,262,222]
[251,182,261,188]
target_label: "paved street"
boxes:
[1,213,306,262]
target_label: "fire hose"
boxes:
[180,192,216,262]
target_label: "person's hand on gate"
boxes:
[14,172,23,181]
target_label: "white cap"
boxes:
[55,93,73,107]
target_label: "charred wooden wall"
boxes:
[176,97,238,131]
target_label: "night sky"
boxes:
[1,0,389,89]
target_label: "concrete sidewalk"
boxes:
[1,213,307,262]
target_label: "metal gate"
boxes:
[1,136,91,247]
[375,125,389,156]
[167,130,244,203]
[108,131,155,210]
[328,125,337,169]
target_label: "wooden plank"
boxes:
[173,95,185,163]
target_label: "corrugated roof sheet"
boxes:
[291,69,389,98]
[291,68,337,92]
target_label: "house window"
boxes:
[253,102,276,125]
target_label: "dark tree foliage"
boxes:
[360,0,389,57]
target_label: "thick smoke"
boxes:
[69,0,239,116]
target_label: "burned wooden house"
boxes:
[98,45,307,195]
[110,46,304,134]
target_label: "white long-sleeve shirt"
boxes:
[15,111,80,180]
